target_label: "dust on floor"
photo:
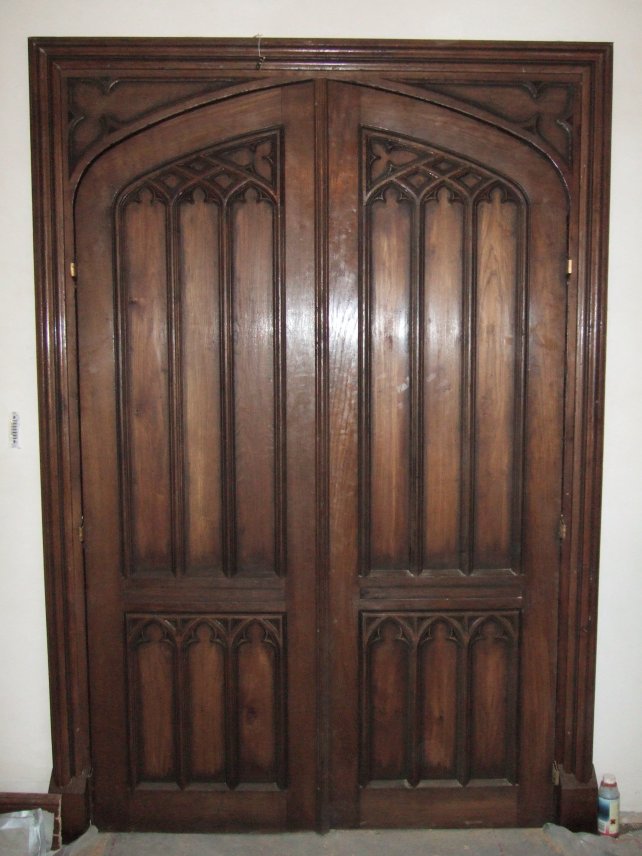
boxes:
[58,825,642,856]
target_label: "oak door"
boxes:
[76,79,567,830]
[325,83,566,827]
[77,84,318,830]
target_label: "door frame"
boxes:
[29,37,612,836]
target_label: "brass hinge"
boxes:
[79,515,85,544]
[567,258,573,276]
[70,261,77,279]
[552,760,561,786]
[558,513,567,542]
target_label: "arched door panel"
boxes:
[77,83,318,830]
[326,82,566,827]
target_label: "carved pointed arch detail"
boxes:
[112,128,285,580]
[360,128,528,577]
[360,611,519,787]
[125,613,286,790]
[364,129,522,203]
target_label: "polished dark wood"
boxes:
[29,38,611,835]
[73,84,316,830]
[327,78,566,827]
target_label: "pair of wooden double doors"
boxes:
[77,78,566,831]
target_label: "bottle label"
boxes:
[597,796,620,836]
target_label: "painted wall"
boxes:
[1,0,640,813]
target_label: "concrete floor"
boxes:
[60,825,642,856]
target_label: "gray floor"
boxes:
[60,824,642,856]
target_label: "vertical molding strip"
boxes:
[221,198,237,577]
[314,77,331,831]
[358,138,372,578]
[113,195,132,577]
[461,197,475,576]
[168,200,185,577]
[409,200,424,575]
[273,133,287,579]
[512,199,528,575]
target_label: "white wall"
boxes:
[1,0,640,813]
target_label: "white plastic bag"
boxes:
[0,808,51,856]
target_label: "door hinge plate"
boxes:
[558,513,567,542]
[552,760,561,786]
[79,515,85,544]
[567,258,573,275]
[70,261,77,279]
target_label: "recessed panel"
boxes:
[127,614,286,791]
[360,130,526,577]
[473,191,520,571]
[231,190,277,576]
[130,621,177,784]
[236,621,278,782]
[361,612,518,787]
[121,192,172,574]
[179,195,223,575]
[470,619,516,781]
[423,191,464,570]
[367,621,410,781]
[186,622,226,781]
[368,193,412,571]
[418,620,459,779]
[116,130,285,578]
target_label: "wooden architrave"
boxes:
[28,38,612,835]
